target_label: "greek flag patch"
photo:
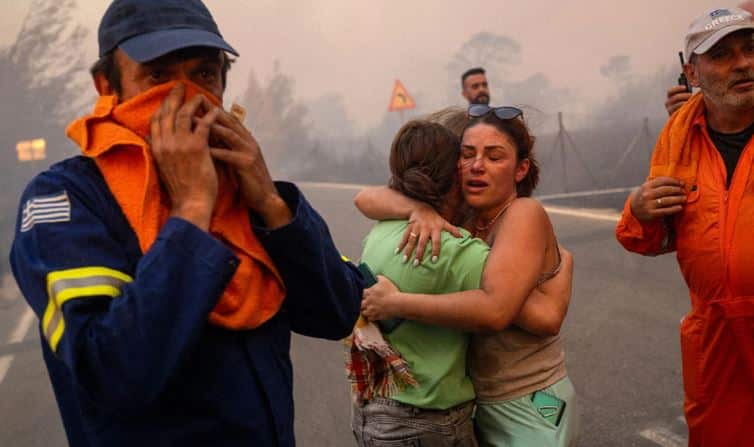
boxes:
[20,191,71,232]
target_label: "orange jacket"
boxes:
[616,94,754,446]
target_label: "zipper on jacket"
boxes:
[702,127,731,282]
[710,128,754,291]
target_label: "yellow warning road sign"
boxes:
[388,79,416,112]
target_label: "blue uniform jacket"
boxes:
[10,156,363,446]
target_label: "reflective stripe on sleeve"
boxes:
[43,267,133,352]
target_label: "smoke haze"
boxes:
[1,0,728,129]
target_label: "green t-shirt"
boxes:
[361,220,490,409]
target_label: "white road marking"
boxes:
[0,306,36,384]
[298,182,624,223]
[639,427,687,447]
[0,356,13,384]
[298,181,365,191]
[537,186,636,200]
[543,206,621,223]
[10,306,35,344]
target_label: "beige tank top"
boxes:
[469,326,566,401]
[468,208,567,401]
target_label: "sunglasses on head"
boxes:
[468,104,523,120]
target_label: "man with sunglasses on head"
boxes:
[617,8,754,445]
[461,67,491,105]
[9,0,363,445]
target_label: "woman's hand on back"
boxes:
[361,275,401,321]
[398,204,461,266]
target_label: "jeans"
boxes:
[352,398,478,447]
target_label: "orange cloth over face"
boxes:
[66,81,285,330]
[616,93,754,446]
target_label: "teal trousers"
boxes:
[474,376,580,447]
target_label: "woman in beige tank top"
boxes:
[356,106,580,447]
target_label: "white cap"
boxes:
[685,8,754,61]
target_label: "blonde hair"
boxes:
[424,107,468,138]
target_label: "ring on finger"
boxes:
[409,232,418,239]
[656,198,663,207]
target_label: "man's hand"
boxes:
[150,83,220,231]
[630,177,686,222]
[206,109,292,229]
[665,85,693,116]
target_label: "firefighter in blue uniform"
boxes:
[9,0,363,445]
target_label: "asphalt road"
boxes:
[0,183,691,446]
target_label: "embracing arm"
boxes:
[354,186,420,220]
[362,199,556,333]
[512,247,573,337]
[354,186,461,262]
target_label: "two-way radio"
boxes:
[678,52,692,93]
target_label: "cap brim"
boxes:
[693,24,754,57]
[118,28,239,63]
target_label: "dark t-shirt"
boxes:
[708,121,754,188]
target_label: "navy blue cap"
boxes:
[98,0,239,63]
